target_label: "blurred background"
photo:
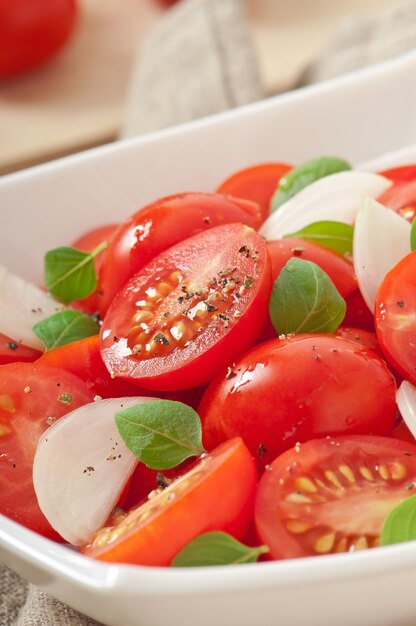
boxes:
[0,0,412,175]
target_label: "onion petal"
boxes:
[33,396,156,546]
[353,198,411,312]
[259,171,391,240]
[397,381,416,440]
[0,264,62,350]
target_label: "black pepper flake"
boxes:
[7,341,18,351]
[291,246,305,255]
[12,463,16,469]
[203,216,211,224]
[397,300,405,308]
[313,355,321,361]
[219,313,230,324]
[257,443,267,457]
[162,311,170,317]
[156,472,172,489]
[153,332,170,346]
[406,482,416,490]
[113,336,119,343]
[185,292,195,300]
[219,267,236,277]
[243,275,253,289]
[226,367,236,380]
[178,296,184,303]
[83,466,95,475]
[238,245,250,258]
[206,304,218,312]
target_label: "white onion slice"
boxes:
[0,264,62,350]
[33,396,156,546]
[397,381,416,440]
[353,198,411,312]
[259,171,391,240]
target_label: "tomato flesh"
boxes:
[255,435,416,559]
[377,181,416,222]
[100,223,271,391]
[98,193,262,316]
[83,437,257,566]
[0,363,93,538]
[0,333,41,365]
[375,250,416,385]
[216,163,292,222]
[200,334,397,470]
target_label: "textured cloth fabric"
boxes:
[2,0,416,623]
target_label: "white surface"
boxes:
[1,51,416,626]
[397,382,416,440]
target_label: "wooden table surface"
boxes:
[0,0,396,175]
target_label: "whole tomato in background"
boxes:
[0,0,78,79]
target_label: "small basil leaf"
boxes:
[269,258,346,335]
[33,310,100,351]
[44,242,107,305]
[172,532,269,567]
[284,221,354,257]
[271,156,351,212]
[411,219,416,251]
[115,400,204,470]
[380,495,416,546]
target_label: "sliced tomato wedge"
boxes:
[83,437,257,566]
[97,193,262,316]
[216,163,292,222]
[375,250,416,385]
[100,223,271,391]
[377,180,416,223]
[255,435,416,560]
[379,165,416,184]
[0,332,41,365]
[0,362,93,539]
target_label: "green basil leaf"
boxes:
[32,310,100,351]
[411,219,416,251]
[115,400,204,470]
[172,532,269,567]
[271,156,351,212]
[44,242,107,304]
[284,221,354,257]
[380,494,416,546]
[269,258,346,334]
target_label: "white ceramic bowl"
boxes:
[1,51,416,626]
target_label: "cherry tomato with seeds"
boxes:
[200,334,397,470]
[98,193,262,316]
[0,362,93,538]
[83,437,257,566]
[100,223,271,391]
[255,435,416,559]
[216,163,292,222]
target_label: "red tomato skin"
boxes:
[100,223,272,391]
[377,181,416,222]
[0,333,41,365]
[255,435,416,560]
[0,363,93,539]
[84,438,258,566]
[379,165,416,184]
[267,239,357,298]
[71,224,118,314]
[97,193,262,316]
[392,420,415,444]
[343,288,375,332]
[200,334,397,470]
[375,250,416,385]
[216,163,292,222]
[0,0,78,79]
[335,327,381,356]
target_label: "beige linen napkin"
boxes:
[2,0,416,624]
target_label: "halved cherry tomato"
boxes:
[0,362,93,538]
[83,437,257,566]
[200,334,397,470]
[377,181,416,222]
[343,288,375,332]
[98,193,262,316]
[255,435,416,559]
[71,224,118,314]
[0,333,41,365]
[216,163,292,222]
[375,250,416,385]
[100,223,271,391]
[379,165,416,183]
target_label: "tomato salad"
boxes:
[1,156,416,567]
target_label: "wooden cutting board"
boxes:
[0,0,396,175]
